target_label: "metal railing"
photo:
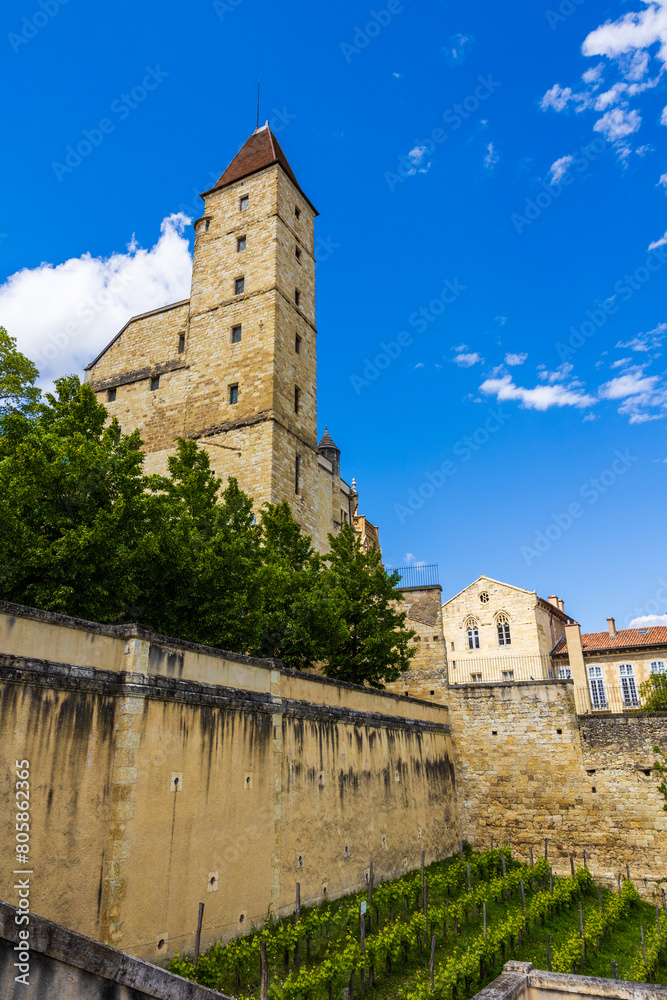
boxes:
[392,563,440,589]
[575,685,647,715]
[448,653,554,685]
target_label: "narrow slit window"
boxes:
[294,288,300,306]
[294,386,300,414]
[178,334,185,354]
[295,334,302,354]
[295,246,301,263]
[229,384,239,405]
[205,219,210,232]
[150,376,160,391]
[237,235,246,252]
[295,205,300,219]
[295,454,301,494]
[231,325,242,344]
[235,277,245,295]
[107,387,116,402]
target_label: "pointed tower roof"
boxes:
[201,124,318,214]
[318,426,339,453]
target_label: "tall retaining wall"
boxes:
[445,680,667,895]
[0,602,459,964]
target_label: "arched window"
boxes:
[465,618,480,650]
[496,612,511,647]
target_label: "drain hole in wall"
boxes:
[158,939,165,950]
[239,914,245,923]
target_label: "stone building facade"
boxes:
[441,575,571,685]
[84,125,377,554]
[554,619,667,714]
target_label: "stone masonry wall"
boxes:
[445,681,667,898]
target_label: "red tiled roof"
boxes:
[552,626,667,655]
[202,126,317,214]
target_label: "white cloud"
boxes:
[598,371,659,398]
[593,107,642,140]
[630,614,667,626]
[484,142,499,170]
[582,2,667,66]
[414,362,424,368]
[453,352,482,367]
[611,357,633,368]
[659,172,667,188]
[662,105,667,123]
[504,352,528,366]
[617,323,667,352]
[583,63,605,84]
[443,33,474,66]
[479,374,597,411]
[649,229,667,248]
[495,315,507,326]
[406,145,432,175]
[541,84,590,112]
[0,214,193,385]
[549,155,573,183]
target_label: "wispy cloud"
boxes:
[479,374,597,410]
[453,351,483,367]
[484,142,499,170]
[504,352,528,366]
[443,33,474,66]
[549,155,573,182]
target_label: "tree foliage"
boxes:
[0,344,414,687]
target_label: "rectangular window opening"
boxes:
[229,384,239,405]
[294,386,300,414]
[240,195,249,211]
[237,235,246,252]
[295,454,301,495]
[295,205,300,219]
[107,387,116,402]
[231,325,242,344]
[295,334,302,354]
[178,334,185,354]
[205,218,210,232]
[150,376,160,391]
[235,277,245,295]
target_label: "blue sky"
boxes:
[2,0,667,631]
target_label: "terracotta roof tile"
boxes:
[202,125,317,214]
[552,626,667,655]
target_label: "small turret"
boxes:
[318,426,340,477]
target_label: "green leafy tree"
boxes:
[0,376,148,622]
[0,327,40,416]
[253,501,324,667]
[640,672,667,712]
[138,439,262,651]
[314,523,416,688]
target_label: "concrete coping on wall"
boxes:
[0,899,229,999]
[473,962,667,1000]
[0,600,448,726]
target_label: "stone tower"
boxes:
[85,125,378,553]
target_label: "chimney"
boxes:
[557,598,565,613]
[548,596,559,608]
[607,617,617,637]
